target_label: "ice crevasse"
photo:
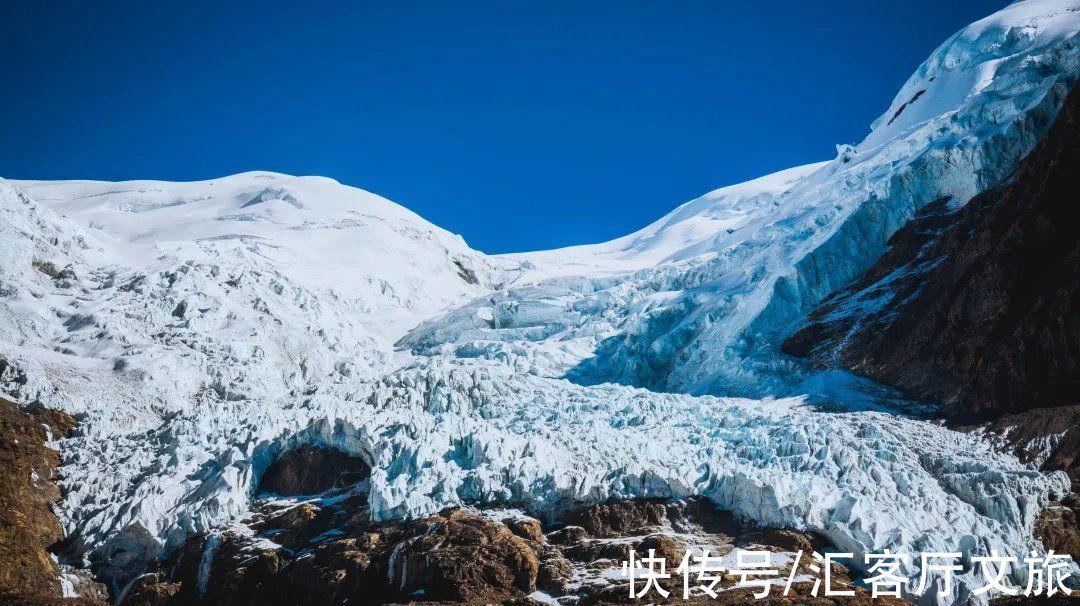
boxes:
[0,1,1078,604]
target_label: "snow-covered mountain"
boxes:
[406,0,1080,399]
[2,1,1080,604]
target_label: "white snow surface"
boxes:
[1,2,1080,604]
[404,0,1080,397]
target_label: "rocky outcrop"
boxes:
[119,495,897,605]
[980,405,1080,485]
[119,497,540,606]
[784,84,1080,423]
[562,498,669,537]
[549,500,899,605]
[389,509,539,602]
[993,596,1080,605]
[0,396,106,604]
[1036,495,1080,565]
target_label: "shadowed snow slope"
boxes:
[1,2,1079,605]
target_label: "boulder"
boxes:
[563,499,667,537]
[388,509,539,602]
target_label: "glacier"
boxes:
[1,1,1079,604]
[405,0,1080,399]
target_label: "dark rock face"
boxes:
[780,85,1080,579]
[0,396,107,605]
[258,444,370,496]
[784,84,1080,424]
[980,405,1080,485]
[985,406,1080,570]
[1037,494,1080,566]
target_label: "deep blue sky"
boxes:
[2,1,1002,253]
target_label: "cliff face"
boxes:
[0,397,106,604]
[784,84,1080,424]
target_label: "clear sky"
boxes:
[2,1,1003,253]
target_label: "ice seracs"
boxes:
[406,0,1080,399]
[1,1,1079,605]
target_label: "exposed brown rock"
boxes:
[546,525,587,545]
[502,516,544,544]
[391,509,539,602]
[750,528,816,553]
[563,499,668,537]
[200,540,285,605]
[118,574,182,606]
[122,506,541,606]
[1037,494,1080,565]
[0,396,107,604]
[117,496,886,606]
[65,571,110,605]
[562,537,640,563]
[634,534,687,565]
[256,501,323,549]
[535,544,572,594]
